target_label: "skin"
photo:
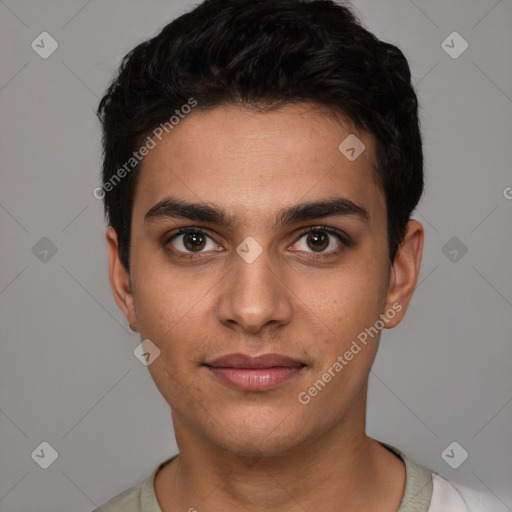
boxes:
[106,103,424,512]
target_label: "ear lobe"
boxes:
[384,220,424,328]
[106,227,138,332]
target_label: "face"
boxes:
[107,103,423,457]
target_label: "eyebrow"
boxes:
[144,196,369,228]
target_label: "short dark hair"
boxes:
[97,0,423,272]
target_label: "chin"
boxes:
[217,434,302,459]
[205,409,309,457]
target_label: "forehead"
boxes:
[132,103,385,226]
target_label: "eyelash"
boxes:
[165,225,351,260]
[294,226,351,255]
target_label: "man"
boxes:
[94,0,471,510]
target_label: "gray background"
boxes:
[0,0,511,510]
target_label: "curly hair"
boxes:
[97,0,423,271]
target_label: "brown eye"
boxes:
[168,229,218,254]
[306,231,329,252]
[183,232,206,251]
[290,226,348,255]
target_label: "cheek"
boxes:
[141,300,209,411]
[293,260,388,394]
[299,261,385,332]
[130,249,216,339]
[295,271,384,416]
[129,282,201,405]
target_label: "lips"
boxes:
[204,353,306,391]
[206,352,305,369]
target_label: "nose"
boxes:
[216,244,293,334]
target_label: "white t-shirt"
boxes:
[429,474,471,511]
[93,445,474,512]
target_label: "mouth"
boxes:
[203,353,306,391]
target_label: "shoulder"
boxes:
[91,479,145,512]
[381,442,473,512]
[91,454,178,512]
[429,474,471,512]
[430,474,506,512]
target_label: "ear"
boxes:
[106,227,138,332]
[383,220,424,328]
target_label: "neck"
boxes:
[154,397,405,512]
